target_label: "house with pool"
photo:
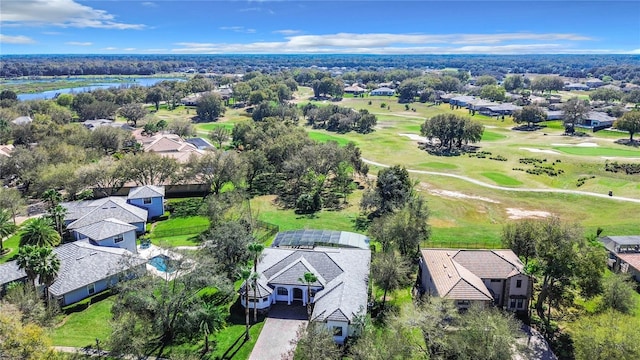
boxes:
[239,230,371,344]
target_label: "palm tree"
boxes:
[247,242,264,322]
[249,271,260,323]
[42,189,62,209]
[238,266,252,341]
[16,245,40,287]
[34,246,60,300]
[298,271,318,320]
[0,209,17,254]
[47,204,67,236]
[19,217,61,247]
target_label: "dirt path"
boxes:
[362,158,640,204]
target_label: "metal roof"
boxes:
[272,230,370,250]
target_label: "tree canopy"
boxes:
[421,113,484,151]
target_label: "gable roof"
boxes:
[74,218,137,241]
[48,240,146,297]
[127,185,165,200]
[62,197,147,229]
[257,247,370,324]
[0,261,27,286]
[421,249,526,302]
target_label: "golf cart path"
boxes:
[362,158,640,204]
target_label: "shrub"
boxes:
[166,198,205,217]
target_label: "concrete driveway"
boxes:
[249,304,308,360]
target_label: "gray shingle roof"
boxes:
[64,197,147,230]
[127,185,165,200]
[257,247,370,324]
[48,240,146,297]
[0,261,27,286]
[600,236,640,253]
[74,218,137,241]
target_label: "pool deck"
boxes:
[137,244,191,281]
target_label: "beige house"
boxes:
[418,249,531,313]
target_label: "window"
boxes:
[456,300,470,306]
[114,234,124,243]
[516,279,522,288]
[143,197,152,204]
[516,299,524,309]
[510,299,516,309]
[277,287,288,296]
[87,283,95,295]
[263,297,269,302]
[491,279,501,283]
[333,326,343,337]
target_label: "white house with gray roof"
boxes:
[419,249,531,313]
[0,240,146,306]
[240,246,370,344]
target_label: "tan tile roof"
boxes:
[452,250,525,279]
[617,253,640,273]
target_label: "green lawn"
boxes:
[0,232,21,264]
[50,298,115,347]
[306,130,352,146]
[481,172,524,186]
[150,216,209,247]
[553,146,640,157]
[481,131,508,141]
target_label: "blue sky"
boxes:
[1,0,639,54]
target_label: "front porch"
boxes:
[273,285,317,306]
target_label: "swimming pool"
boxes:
[148,255,176,273]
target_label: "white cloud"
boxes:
[273,29,301,35]
[1,0,145,29]
[42,31,62,35]
[171,31,601,54]
[0,34,36,44]
[66,41,92,46]
[143,48,168,53]
[123,48,136,51]
[141,2,157,7]
[220,26,256,34]
[102,47,118,51]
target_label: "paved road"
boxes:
[249,304,308,360]
[363,158,640,204]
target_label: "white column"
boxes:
[287,286,292,305]
[302,288,307,306]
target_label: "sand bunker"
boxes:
[551,142,599,147]
[399,133,427,142]
[430,189,501,204]
[520,148,560,154]
[506,208,551,220]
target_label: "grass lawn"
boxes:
[553,146,640,157]
[481,131,508,141]
[306,130,352,146]
[0,232,21,264]
[150,216,209,247]
[50,298,115,347]
[211,318,265,360]
[481,172,524,186]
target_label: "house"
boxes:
[600,236,640,281]
[82,119,135,131]
[370,87,395,96]
[344,84,367,95]
[0,240,147,306]
[582,111,616,128]
[126,185,165,219]
[545,110,564,120]
[418,249,531,312]
[239,230,371,344]
[564,83,590,91]
[449,95,477,107]
[586,79,604,88]
[11,116,32,126]
[467,98,497,111]
[74,218,138,253]
[479,103,521,116]
[61,196,148,239]
[0,144,14,157]
[139,133,205,163]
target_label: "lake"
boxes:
[16,78,184,101]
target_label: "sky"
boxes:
[0,0,639,55]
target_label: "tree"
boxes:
[299,271,318,320]
[361,165,412,216]
[75,157,126,196]
[589,87,623,103]
[480,85,506,102]
[16,245,41,287]
[502,75,525,91]
[475,75,497,86]
[600,272,637,313]
[118,152,179,186]
[0,185,26,224]
[614,110,640,142]
[31,246,60,300]
[146,86,165,111]
[201,220,253,278]
[89,126,135,154]
[109,256,233,357]
[0,89,18,101]
[232,82,251,103]
[19,218,61,248]
[397,78,423,102]
[196,93,225,122]
[0,209,17,254]
[562,97,590,134]
[185,150,244,195]
[166,118,195,137]
[77,101,119,121]
[288,322,342,360]
[55,93,73,107]
[512,105,547,128]
[421,113,484,151]
[572,311,640,360]
[371,252,411,310]
[119,103,148,127]
[0,303,58,360]
[208,125,231,149]
[531,76,565,93]
[238,266,252,341]
[247,242,264,322]
[501,219,538,265]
